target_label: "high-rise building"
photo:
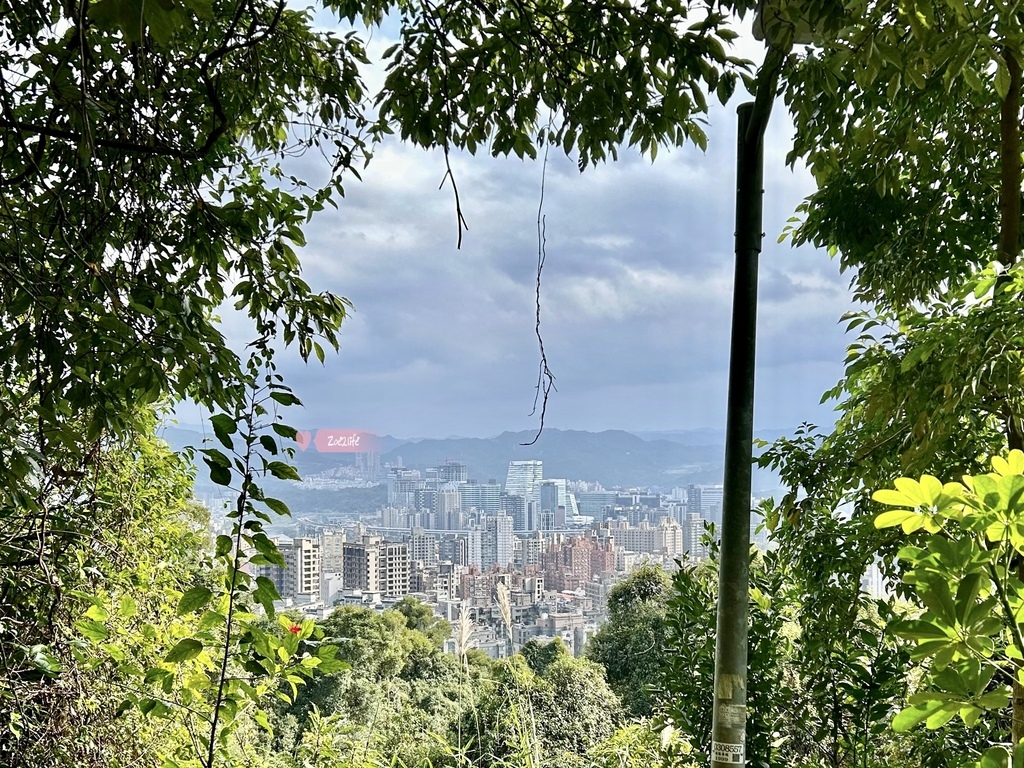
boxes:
[538,478,579,521]
[502,493,527,531]
[321,530,346,573]
[439,534,469,565]
[466,530,482,568]
[438,460,469,484]
[577,491,617,518]
[342,535,410,598]
[505,460,543,507]
[683,513,709,560]
[415,488,438,515]
[435,486,462,530]
[342,536,381,592]
[459,478,501,514]
[409,527,438,567]
[604,519,684,556]
[688,484,724,525]
[388,469,423,507]
[526,501,538,532]
[256,537,322,601]
[518,531,546,568]
[378,542,410,598]
[540,481,559,517]
[482,514,514,569]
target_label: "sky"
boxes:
[189,16,858,440]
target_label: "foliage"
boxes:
[660,549,805,768]
[69,380,349,768]
[587,720,697,768]
[2,0,364,757]
[468,653,622,768]
[764,2,1024,757]
[393,596,451,648]
[782,0,1024,309]
[521,637,571,677]
[656,535,921,768]
[0,418,204,765]
[586,564,671,718]
[872,452,1024,765]
[366,0,750,169]
[0,0,770,754]
[272,604,476,766]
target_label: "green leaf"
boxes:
[253,576,281,616]
[875,508,917,529]
[180,0,214,18]
[165,638,204,663]
[119,595,137,619]
[269,391,301,407]
[892,699,945,731]
[254,710,272,732]
[995,59,1011,100]
[925,706,958,729]
[976,689,1010,709]
[271,423,298,439]
[266,461,300,481]
[872,488,918,508]
[75,619,109,642]
[210,414,237,449]
[144,667,172,685]
[978,745,1011,768]
[894,477,927,504]
[177,586,213,615]
[265,497,290,516]
[954,572,983,625]
[204,457,231,486]
[251,534,285,567]
[892,618,950,641]
[215,535,233,557]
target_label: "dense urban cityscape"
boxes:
[204,454,880,661]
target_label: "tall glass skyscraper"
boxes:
[504,460,543,507]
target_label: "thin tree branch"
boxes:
[522,129,555,447]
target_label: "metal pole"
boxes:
[710,100,764,768]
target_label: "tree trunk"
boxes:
[999,45,1024,748]
[999,48,1021,268]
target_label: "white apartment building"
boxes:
[605,518,683,556]
[321,530,346,572]
[254,537,322,601]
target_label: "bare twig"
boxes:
[522,131,555,447]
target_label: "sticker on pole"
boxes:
[712,741,745,765]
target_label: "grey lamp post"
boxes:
[709,3,814,766]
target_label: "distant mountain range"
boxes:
[380,429,722,489]
[162,424,787,494]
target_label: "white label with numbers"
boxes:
[712,741,745,765]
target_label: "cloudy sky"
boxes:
[201,17,857,440]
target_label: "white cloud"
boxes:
[547,265,733,323]
[195,19,856,438]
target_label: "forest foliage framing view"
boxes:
[6,0,1024,766]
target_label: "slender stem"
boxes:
[205,391,258,768]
